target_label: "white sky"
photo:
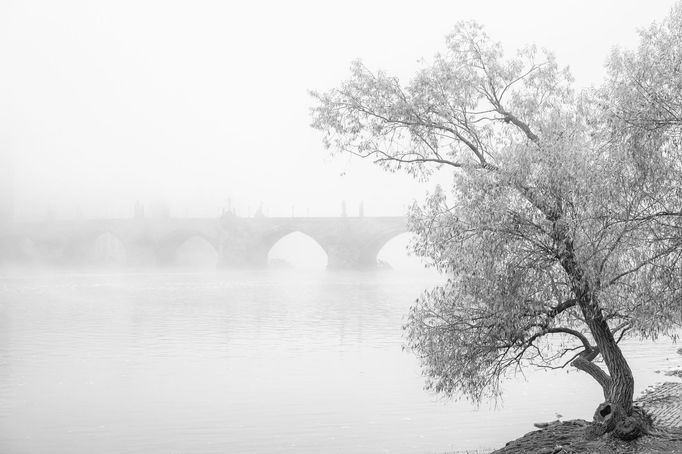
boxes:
[1,0,679,220]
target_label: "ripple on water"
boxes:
[0,269,679,453]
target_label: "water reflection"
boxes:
[0,269,679,454]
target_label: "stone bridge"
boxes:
[0,215,408,269]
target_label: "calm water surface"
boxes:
[0,269,680,453]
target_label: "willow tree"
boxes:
[311,6,682,440]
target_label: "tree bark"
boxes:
[571,354,612,400]
[582,303,634,412]
[554,222,638,438]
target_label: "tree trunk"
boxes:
[591,401,652,440]
[579,298,634,412]
[555,227,642,438]
[558,240,634,408]
[582,306,654,440]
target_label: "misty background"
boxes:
[3,2,682,454]
[1,0,678,223]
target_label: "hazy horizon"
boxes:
[2,0,679,222]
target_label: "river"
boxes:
[0,268,680,453]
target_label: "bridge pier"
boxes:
[217,251,268,268]
[325,242,381,269]
[217,235,271,268]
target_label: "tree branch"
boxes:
[572,353,612,399]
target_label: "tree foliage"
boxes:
[311,4,682,437]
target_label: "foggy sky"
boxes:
[1,0,678,221]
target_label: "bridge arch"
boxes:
[2,215,409,270]
[376,232,425,270]
[318,226,408,269]
[156,230,219,267]
[64,230,128,266]
[0,234,40,264]
[266,230,328,269]
[15,236,41,263]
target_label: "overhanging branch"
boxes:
[572,353,612,399]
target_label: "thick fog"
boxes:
[1,0,677,222]
[4,3,682,454]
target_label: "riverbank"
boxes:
[488,382,682,454]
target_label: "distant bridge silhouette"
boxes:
[0,215,408,269]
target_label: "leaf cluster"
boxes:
[311,8,682,403]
